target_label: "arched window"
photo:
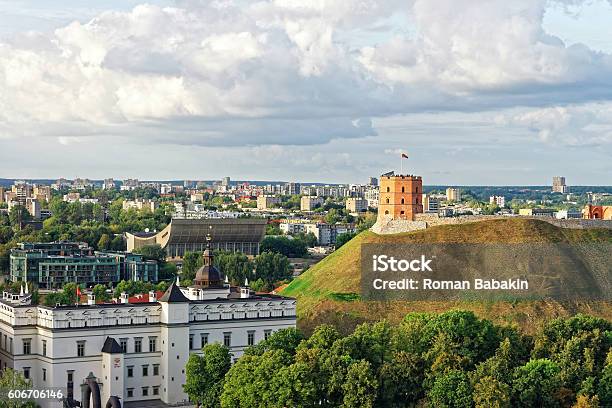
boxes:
[401,186,405,193]
[386,198,390,204]
[386,187,390,192]
[401,198,405,204]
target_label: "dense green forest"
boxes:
[185,311,611,408]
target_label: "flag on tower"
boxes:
[401,153,409,159]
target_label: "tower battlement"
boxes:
[378,172,423,221]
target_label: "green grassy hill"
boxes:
[281,218,612,333]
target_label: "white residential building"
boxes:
[123,199,158,212]
[489,195,506,207]
[300,196,324,211]
[422,194,440,213]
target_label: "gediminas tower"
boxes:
[378,172,423,221]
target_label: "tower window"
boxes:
[386,187,390,192]
[401,198,405,204]
[386,198,390,204]
[385,210,389,215]
[401,186,405,193]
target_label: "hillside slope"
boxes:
[281,218,612,333]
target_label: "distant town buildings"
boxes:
[285,182,301,195]
[378,172,423,221]
[345,197,368,213]
[72,178,93,190]
[518,208,555,217]
[368,177,378,187]
[422,194,440,213]
[300,196,324,211]
[9,242,158,288]
[555,209,583,219]
[364,187,379,209]
[489,195,506,207]
[257,195,281,210]
[305,223,354,246]
[552,176,569,193]
[103,178,116,190]
[446,187,461,202]
[121,179,140,191]
[123,199,158,212]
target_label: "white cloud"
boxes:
[1,0,612,154]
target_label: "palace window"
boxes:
[42,340,47,356]
[223,332,232,348]
[148,337,157,352]
[120,339,127,353]
[142,387,149,397]
[23,367,30,379]
[127,366,134,378]
[142,365,148,377]
[42,368,47,382]
[153,386,160,396]
[201,333,209,346]
[77,341,85,357]
[22,339,31,355]
[247,331,255,346]
[264,330,272,340]
[127,389,133,398]
[134,338,142,353]
[153,364,159,376]
[189,335,194,350]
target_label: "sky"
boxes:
[1,1,612,185]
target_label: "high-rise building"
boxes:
[285,182,301,195]
[257,195,281,210]
[489,195,506,207]
[365,187,379,209]
[121,179,140,191]
[446,187,461,202]
[221,176,231,187]
[12,181,32,205]
[378,172,423,221]
[33,185,51,202]
[368,177,378,187]
[103,178,116,190]
[300,196,324,211]
[346,197,368,213]
[422,194,440,213]
[552,176,569,193]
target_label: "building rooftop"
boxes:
[159,282,189,303]
[101,337,123,353]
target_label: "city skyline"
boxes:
[1,1,612,184]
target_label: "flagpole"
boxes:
[400,152,403,175]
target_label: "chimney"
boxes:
[120,292,129,304]
[149,290,157,302]
[87,293,95,306]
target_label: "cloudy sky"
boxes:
[1,0,612,185]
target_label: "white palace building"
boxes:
[0,246,296,408]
